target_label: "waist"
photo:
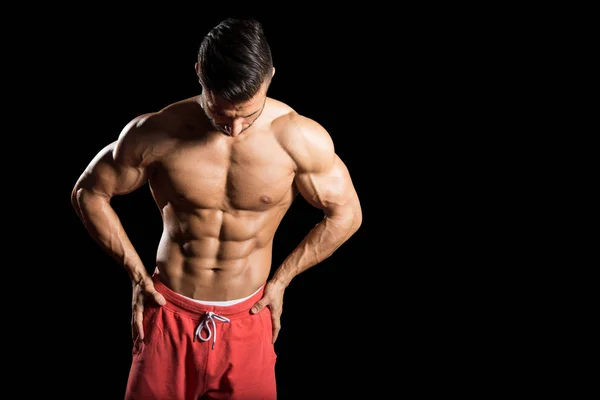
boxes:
[152,274,265,319]
[153,260,270,299]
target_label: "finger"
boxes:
[134,306,145,341]
[251,300,266,314]
[272,320,281,344]
[270,309,281,343]
[150,290,166,306]
[140,279,166,306]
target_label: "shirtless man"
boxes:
[71,18,362,399]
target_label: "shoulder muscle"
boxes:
[278,113,335,174]
[114,112,165,168]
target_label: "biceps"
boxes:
[295,156,356,216]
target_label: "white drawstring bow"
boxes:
[195,311,231,349]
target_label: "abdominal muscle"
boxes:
[154,205,282,301]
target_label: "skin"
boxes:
[71,66,363,345]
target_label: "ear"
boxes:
[195,63,205,90]
[271,67,276,78]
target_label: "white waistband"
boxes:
[182,285,263,307]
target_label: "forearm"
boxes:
[72,188,147,283]
[271,210,361,287]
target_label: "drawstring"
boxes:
[195,311,230,349]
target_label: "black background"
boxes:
[14,6,519,399]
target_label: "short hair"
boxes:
[197,18,273,103]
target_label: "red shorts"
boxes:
[125,276,278,400]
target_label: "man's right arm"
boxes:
[71,115,155,285]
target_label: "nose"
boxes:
[229,119,245,137]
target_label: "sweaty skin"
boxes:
[71,83,363,343]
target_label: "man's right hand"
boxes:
[132,275,166,341]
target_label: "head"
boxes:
[196,18,275,136]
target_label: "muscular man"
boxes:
[71,18,362,399]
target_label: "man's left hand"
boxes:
[251,280,286,343]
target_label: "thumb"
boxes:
[251,300,265,314]
[145,284,166,306]
[140,277,166,306]
[152,290,166,306]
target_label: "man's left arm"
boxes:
[251,115,363,342]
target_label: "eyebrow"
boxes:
[210,107,260,118]
[242,109,260,118]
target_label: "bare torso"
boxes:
[144,97,298,300]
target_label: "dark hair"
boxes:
[197,18,273,103]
